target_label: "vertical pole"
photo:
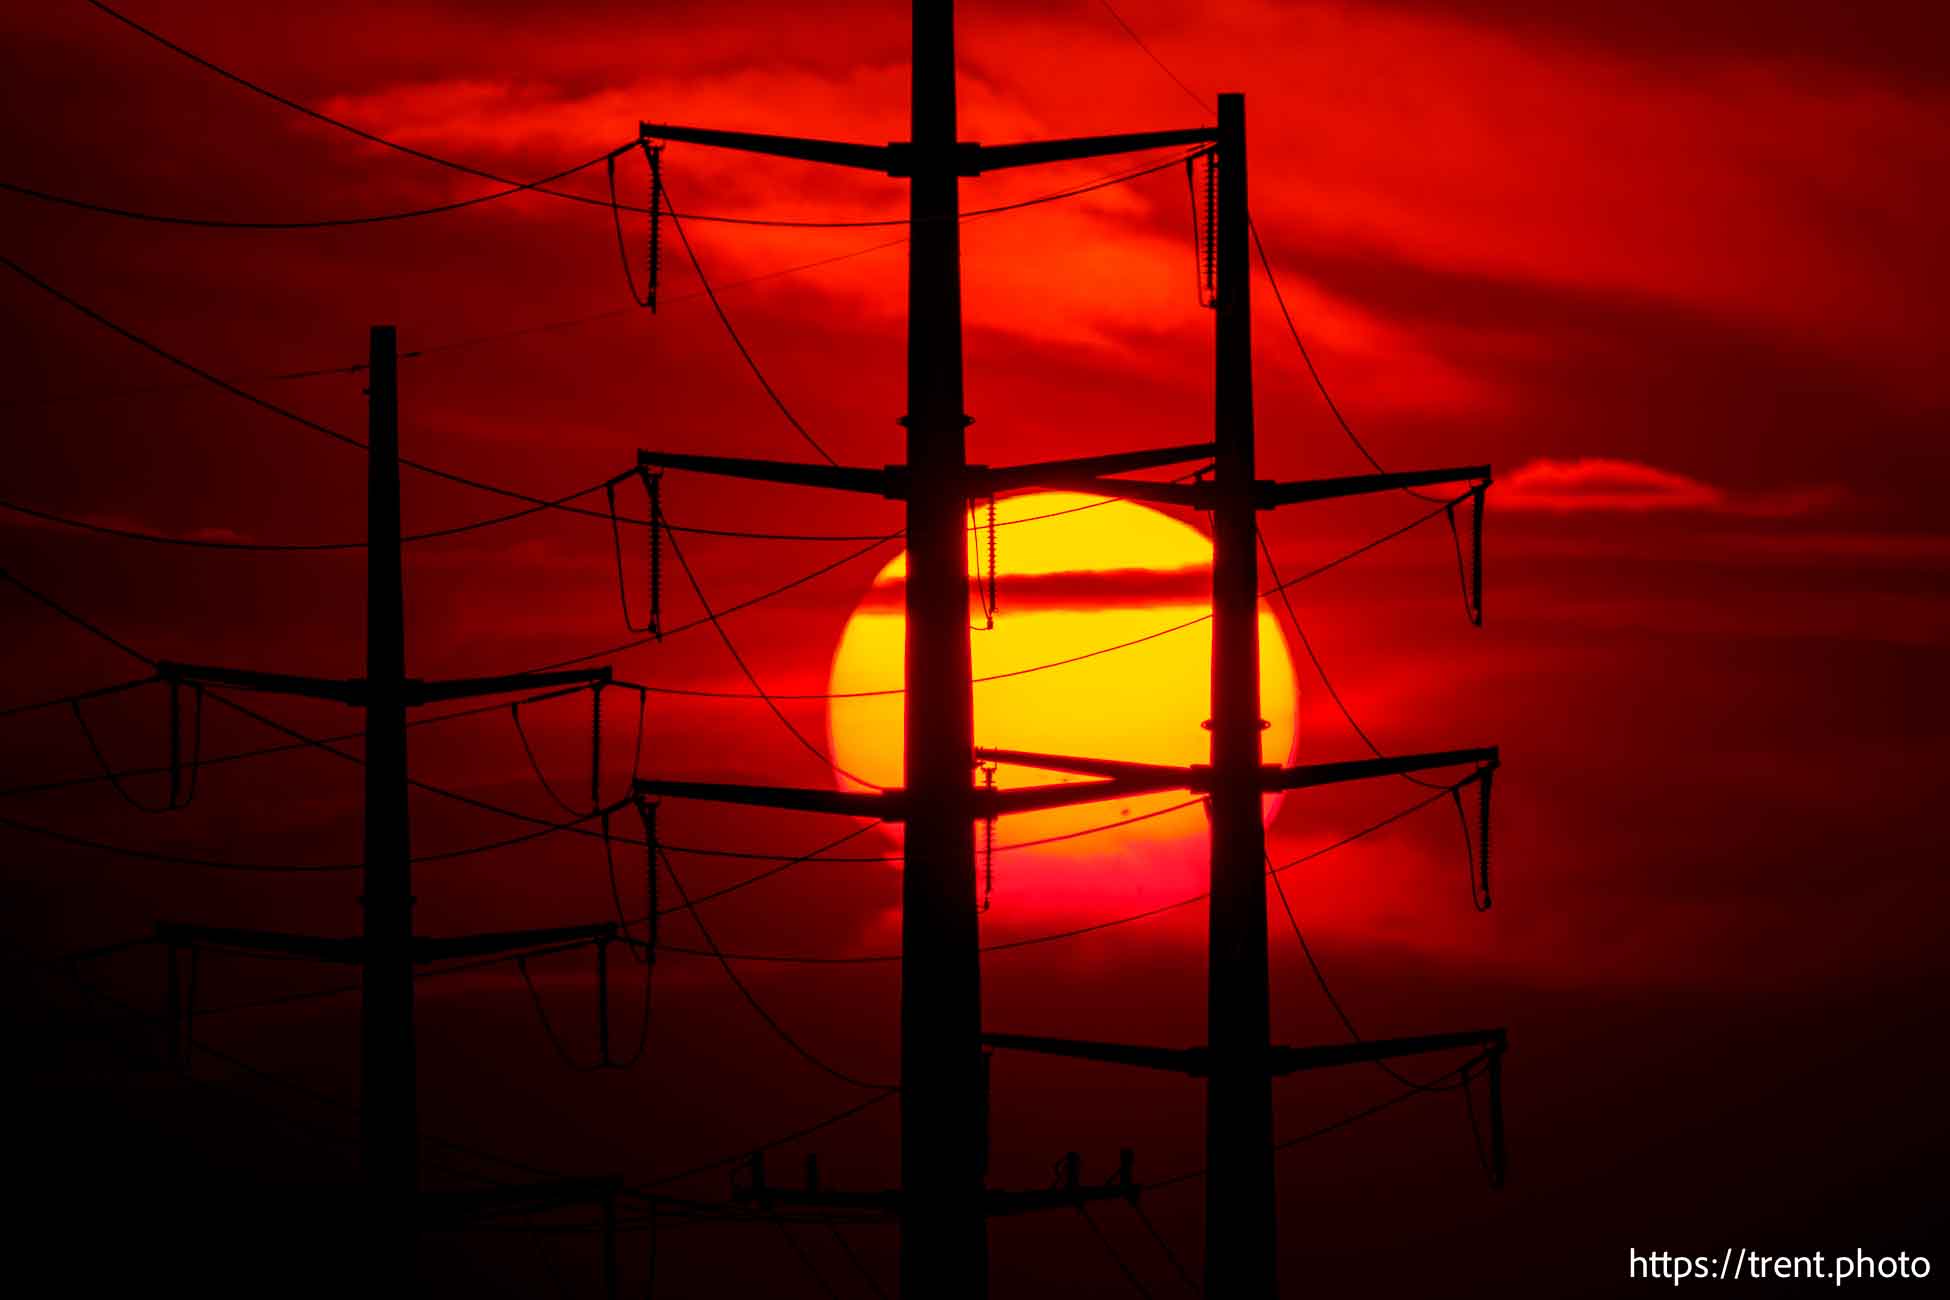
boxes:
[1204,93,1277,1300]
[901,2,985,1297]
[361,324,417,1233]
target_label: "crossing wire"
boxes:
[76,1,1206,233]
[0,252,689,539]
[660,524,883,790]
[655,847,895,1092]
[631,786,1456,967]
[0,152,616,229]
[662,184,836,465]
[0,553,1450,904]
[0,496,1448,875]
[1129,1198,1202,1295]
[1143,1058,1481,1193]
[1268,855,1471,1095]
[1257,525,1450,792]
[1079,1202,1156,1299]
[1091,0,1452,504]
[4,140,1199,232]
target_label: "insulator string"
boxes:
[986,496,998,623]
[1471,484,1486,626]
[645,141,664,313]
[980,762,997,914]
[1201,150,1218,307]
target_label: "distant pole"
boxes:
[900,0,986,1296]
[1205,93,1277,1299]
[361,324,417,1225]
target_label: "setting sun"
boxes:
[827,491,1299,906]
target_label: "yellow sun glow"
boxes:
[826,491,1299,907]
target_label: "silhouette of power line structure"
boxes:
[141,327,633,1278]
[0,2,1524,1294]
[621,4,1507,1298]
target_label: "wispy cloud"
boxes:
[1499,457,1840,516]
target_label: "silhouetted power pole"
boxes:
[978,95,1504,1299]
[629,3,1214,1294]
[152,326,627,1274]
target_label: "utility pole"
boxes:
[152,326,628,1280]
[901,1,985,1289]
[1204,93,1276,1297]
[363,323,416,1223]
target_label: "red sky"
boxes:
[4,2,1947,1295]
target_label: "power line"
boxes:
[655,847,895,1092]
[1268,857,1468,1095]
[0,533,899,806]
[663,186,836,466]
[1257,526,1452,791]
[0,497,1451,886]
[0,236,906,416]
[1091,0,1453,511]
[1,566,155,666]
[4,142,1198,233]
[1128,1198,1202,1295]
[597,500,1458,704]
[0,672,154,719]
[0,151,617,229]
[0,463,1196,552]
[83,0,623,212]
[627,786,1456,968]
[84,0,1198,237]
[658,821,887,916]
[660,524,880,789]
[1248,218,1446,503]
[1097,0,1213,116]
[631,1089,896,1193]
[0,251,648,532]
[1078,1202,1156,1298]
[1144,1059,1478,1193]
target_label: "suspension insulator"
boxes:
[980,762,997,913]
[645,142,665,313]
[1470,484,1486,626]
[986,496,999,622]
[1201,151,1219,307]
